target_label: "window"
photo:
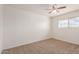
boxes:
[58,20,68,28]
[69,17,79,27]
[58,17,79,28]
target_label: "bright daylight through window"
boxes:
[58,17,79,28]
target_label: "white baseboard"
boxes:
[3,35,79,50]
[3,36,50,50]
[52,36,79,45]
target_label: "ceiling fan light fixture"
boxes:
[49,10,58,14]
[52,10,57,13]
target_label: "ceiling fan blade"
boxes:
[57,6,66,9]
[56,9,59,13]
[45,5,53,10]
[48,11,52,14]
[48,9,54,14]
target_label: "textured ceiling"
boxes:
[6,4,79,17]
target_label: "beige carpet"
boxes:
[2,38,79,54]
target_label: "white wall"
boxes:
[2,5,79,50]
[51,10,79,45]
[3,5,49,49]
[0,5,3,53]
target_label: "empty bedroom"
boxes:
[0,4,79,54]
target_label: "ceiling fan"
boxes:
[46,4,66,14]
